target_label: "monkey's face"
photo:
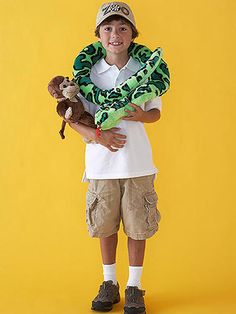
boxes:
[59,77,80,99]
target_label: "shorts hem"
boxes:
[88,228,119,238]
[124,227,159,240]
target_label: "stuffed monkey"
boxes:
[48,76,96,140]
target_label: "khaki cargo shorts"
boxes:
[86,174,161,240]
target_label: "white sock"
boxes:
[103,263,117,285]
[126,266,143,289]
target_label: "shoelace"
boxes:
[98,282,114,299]
[127,287,142,303]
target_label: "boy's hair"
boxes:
[95,15,139,39]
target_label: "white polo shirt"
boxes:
[78,56,162,181]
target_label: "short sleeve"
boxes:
[145,96,162,112]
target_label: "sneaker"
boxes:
[91,280,120,312]
[124,286,146,314]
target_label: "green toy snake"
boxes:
[73,41,170,130]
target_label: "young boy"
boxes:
[69,2,163,313]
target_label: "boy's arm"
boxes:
[67,121,126,152]
[122,103,161,123]
[69,93,126,151]
[67,121,96,141]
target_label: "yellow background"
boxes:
[0,0,236,313]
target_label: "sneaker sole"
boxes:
[91,296,120,312]
[124,307,146,314]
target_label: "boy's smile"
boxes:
[98,20,133,59]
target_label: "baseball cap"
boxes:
[96,2,136,28]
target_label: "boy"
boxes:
[69,2,163,314]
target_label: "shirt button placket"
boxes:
[113,68,120,86]
[115,69,124,86]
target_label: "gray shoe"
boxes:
[91,280,120,312]
[124,286,146,314]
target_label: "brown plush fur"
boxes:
[48,76,96,139]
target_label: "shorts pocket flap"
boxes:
[86,191,98,209]
[144,191,158,205]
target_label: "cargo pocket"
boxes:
[86,190,98,227]
[144,190,161,228]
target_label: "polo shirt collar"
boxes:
[95,56,138,74]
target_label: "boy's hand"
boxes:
[122,103,161,123]
[122,103,145,122]
[67,121,126,152]
[97,127,127,152]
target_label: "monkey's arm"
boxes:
[59,120,66,139]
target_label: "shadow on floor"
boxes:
[145,289,236,312]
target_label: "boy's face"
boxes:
[98,19,133,56]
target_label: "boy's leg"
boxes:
[127,237,145,288]
[124,238,146,314]
[121,175,160,314]
[100,233,118,264]
[128,237,146,266]
[91,234,120,312]
[86,178,120,278]
[87,179,121,312]
[100,233,118,284]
